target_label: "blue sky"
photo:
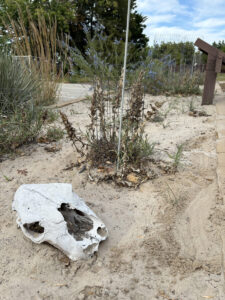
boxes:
[136,0,225,45]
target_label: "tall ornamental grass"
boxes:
[3,8,65,105]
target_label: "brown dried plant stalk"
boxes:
[127,70,145,129]
[60,111,87,156]
[61,70,152,170]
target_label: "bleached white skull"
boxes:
[12,183,108,261]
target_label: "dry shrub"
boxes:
[60,29,155,179]
[61,70,154,171]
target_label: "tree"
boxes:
[213,40,225,53]
[95,0,148,48]
[151,42,195,65]
[212,41,225,72]
[0,0,77,33]
[70,0,148,55]
[0,0,148,54]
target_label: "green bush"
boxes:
[0,54,45,155]
[0,105,43,155]
[151,42,195,66]
[142,59,204,96]
[0,55,41,114]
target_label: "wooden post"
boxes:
[202,54,217,105]
[216,54,223,73]
[195,38,225,105]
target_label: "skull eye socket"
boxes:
[23,222,44,238]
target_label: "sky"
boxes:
[136,0,225,45]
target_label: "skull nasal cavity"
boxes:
[58,203,93,241]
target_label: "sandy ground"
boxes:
[1,88,225,300]
[58,83,92,102]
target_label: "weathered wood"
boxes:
[195,39,217,56]
[195,38,225,105]
[216,55,223,73]
[46,96,87,109]
[202,55,217,105]
[195,38,225,62]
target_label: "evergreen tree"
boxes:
[0,0,148,54]
[213,40,225,53]
[151,42,195,65]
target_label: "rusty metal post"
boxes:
[202,54,217,105]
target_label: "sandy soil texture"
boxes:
[1,92,225,300]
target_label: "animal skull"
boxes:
[12,183,108,260]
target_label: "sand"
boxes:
[0,91,225,300]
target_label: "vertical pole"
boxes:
[191,53,195,77]
[202,54,217,105]
[117,0,131,171]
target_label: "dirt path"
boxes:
[58,83,92,103]
[0,93,225,299]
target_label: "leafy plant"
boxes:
[167,144,184,169]
[0,105,44,155]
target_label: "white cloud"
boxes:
[194,18,225,29]
[137,0,189,15]
[136,0,225,44]
[144,26,225,45]
[194,0,225,18]
[145,14,176,26]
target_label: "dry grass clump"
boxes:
[3,8,64,105]
[0,6,67,156]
